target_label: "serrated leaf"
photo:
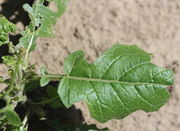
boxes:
[5,109,22,127]
[0,15,16,46]
[17,0,67,50]
[58,44,173,122]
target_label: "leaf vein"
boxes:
[134,85,156,108]
[118,62,151,80]
[110,83,131,113]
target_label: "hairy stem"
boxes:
[24,0,41,67]
[24,32,35,67]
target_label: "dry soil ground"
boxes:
[0,0,180,131]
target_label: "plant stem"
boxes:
[24,0,41,67]
[24,32,35,67]
[45,74,168,86]
[30,96,59,105]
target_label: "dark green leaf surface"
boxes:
[46,85,62,108]
[5,109,21,127]
[47,85,58,97]
[58,44,173,122]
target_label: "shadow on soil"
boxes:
[21,81,85,131]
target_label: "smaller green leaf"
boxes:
[40,76,50,87]
[0,15,16,46]
[5,109,22,127]
[48,100,62,109]
[24,79,40,93]
[42,96,62,109]
[40,66,48,75]
[17,25,37,51]
[40,67,50,87]
[46,85,57,97]
[23,4,33,16]
[17,0,67,50]
[2,56,16,67]
[46,85,62,108]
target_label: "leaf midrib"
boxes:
[63,75,170,86]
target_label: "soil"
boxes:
[0,0,180,131]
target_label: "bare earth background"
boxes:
[0,0,180,131]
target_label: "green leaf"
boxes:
[5,109,22,127]
[40,76,50,87]
[58,44,173,122]
[46,85,62,108]
[17,0,67,50]
[47,85,57,97]
[2,56,17,67]
[17,25,37,50]
[24,79,40,92]
[40,67,50,87]
[0,15,16,46]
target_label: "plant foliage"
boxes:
[58,44,173,122]
[18,0,67,51]
[0,15,16,46]
[0,0,174,130]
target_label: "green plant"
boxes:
[0,0,173,130]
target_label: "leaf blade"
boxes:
[0,15,16,46]
[5,109,22,127]
[17,0,67,50]
[58,44,173,122]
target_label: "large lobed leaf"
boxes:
[17,0,67,50]
[58,44,173,122]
